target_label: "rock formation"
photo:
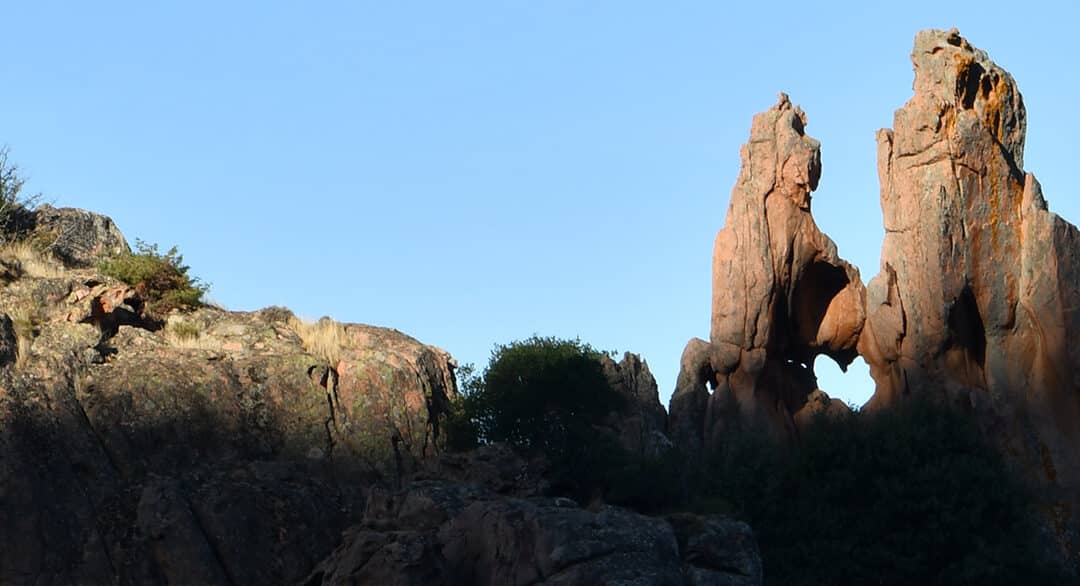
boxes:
[670,94,865,449]
[0,210,762,584]
[0,225,464,582]
[305,479,762,585]
[600,352,671,457]
[859,28,1080,559]
[31,204,130,267]
[669,28,1080,568]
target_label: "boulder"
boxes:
[859,28,1080,564]
[670,94,865,448]
[31,204,129,267]
[332,324,458,474]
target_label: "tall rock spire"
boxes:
[859,28,1080,564]
[670,93,865,449]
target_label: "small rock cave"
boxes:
[944,285,987,389]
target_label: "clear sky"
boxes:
[2,2,1077,408]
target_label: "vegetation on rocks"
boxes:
[99,239,207,315]
[0,146,39,243]
[694,399,1072,586]
[449,336,628,501]
[447,334,1075,585]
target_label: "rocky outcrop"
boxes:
[305,480,763,586]
[670,94,864,449]
[30,204,130,267]
[600,352,671,457]
[333,324,458,473]
[0,253,459,583]
[859,28,1080,562]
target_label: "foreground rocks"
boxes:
[0,242,461,583]
[670,93,863,450]
[0,222,758,584]
[305,480,762,586]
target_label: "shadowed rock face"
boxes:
[670,94,865,449]
[0,253,460,583]
[859,28,1080,560]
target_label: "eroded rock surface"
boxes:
[31,204,130,267]
[0,254,459,583]
[305,480,763,586]
[670,94,864,449]
[600,352,672,457]
[859,28,1080,563]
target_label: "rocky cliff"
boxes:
[0,208,760,584]
[671,28,1080,569]
[859,27,1080,563]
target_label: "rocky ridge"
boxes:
[0,208,759,584]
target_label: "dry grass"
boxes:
[288,316,345,366]
[0,240,63,279]
[162,319,223,351]
[7,303,42,368]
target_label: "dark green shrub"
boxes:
[700,398,1072,586]
[451,336,625,500]
[99,239,208,316]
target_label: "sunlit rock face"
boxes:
[859,28,1080,562]
[669,93,865,450]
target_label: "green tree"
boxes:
[452,336,625,499]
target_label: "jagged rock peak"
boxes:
[860,28,1080,566]
[669,92,864,449]
[909,28,1025,168]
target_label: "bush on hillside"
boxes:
[99,239,208,316]
[449,336,626,500]
[0,147,40,243]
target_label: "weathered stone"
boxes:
[0,284,454,583]
[600,352,672,457]
[667,513,763,586]
[670,93,866,446]
[332,324,458,473]
[792,388,851,433]
[31,204,129,267]
[859,28,1080,565]
[443,497,686,585]
[307,479,763,586]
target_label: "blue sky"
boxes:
[2,2,1077,407]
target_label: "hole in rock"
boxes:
[814,355,876,409]
[790,261,850,363]
[957,61,986,110]
[945,286,987,388]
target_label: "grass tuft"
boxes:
[288,315,345,367]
